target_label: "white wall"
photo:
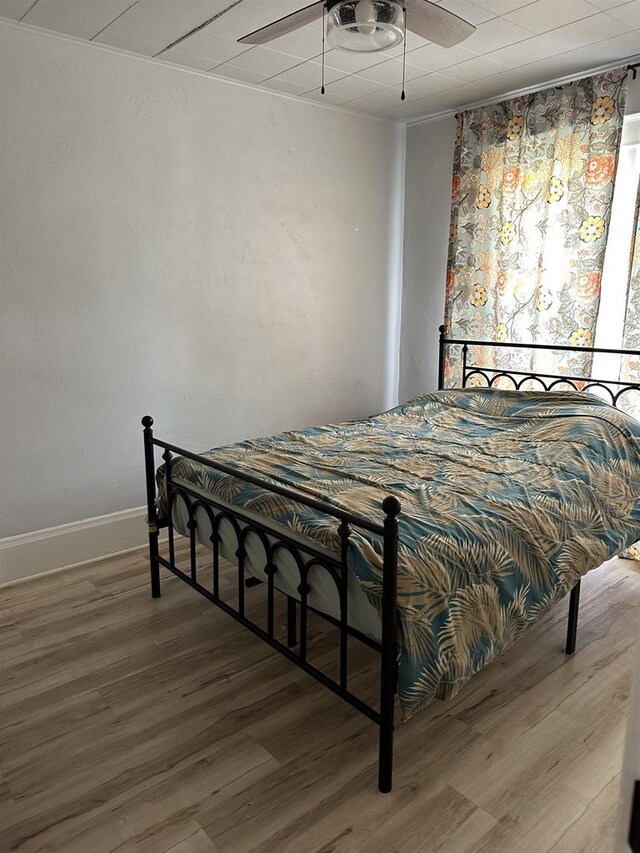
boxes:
[398,116,455,401]
[0,22,404,540]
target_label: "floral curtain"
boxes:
[444,69,628,385]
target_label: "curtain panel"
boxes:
[444,69,628,386]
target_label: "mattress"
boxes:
[168,477,382,641]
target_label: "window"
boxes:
[592,113,640,382]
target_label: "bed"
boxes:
[142,329,640,792]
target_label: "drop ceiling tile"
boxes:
[382,89,460,118]
[473,0,538,13]
[548,43,635,78]
[405,62,452,81]
[208,1,308,40]
[265,25,327,59]
[161,49,216,71]
[436,0,496,25]
[355,57,403,83]
[391,80,487,116]
[358,57,442,83]
[94,0,233,56]
[552,8,630,43]
[210,63,266,84]
[0,0,38,19]
[260,77,309,95]
[504,0,601,34]
[488,10,628,62]
[447,76,513,101]
[404,42,479,70]
[322,49,391,73]
[300,88,351,105]
[174,28,251,64]
[275,60,344,88]
[247,0,320,27]
[378,103,420,119]
[453,80,515,105]
[607,0,640,26]
[201,6,254,39]
[505,55,590,85]
[399,75,447,99]
[496,31,640,82]
[480,34,540,64]
[380,32,431,57]
[403,70,467,95]
[468,63,555,92]
[317,73,386,100]
[23,0,135,40]
[444,53,509,81]
[343,86,410,112]
[441,85,486,106]
[95,31,161,55]
[399,72,436,96]
[301,17,324,33]
[457,15,532,52]
[576,28,640,62]
[587,0,633,8]
[226,46,303,77]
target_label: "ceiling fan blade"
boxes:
[238,2,325,45]
[405,0,476,48]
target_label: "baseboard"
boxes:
[0,507,152,586]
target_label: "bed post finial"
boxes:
[438,324,446,391]
[461,343,469,388]
[379,493,400,793]
[382,495,401,518]
[142,415,161,598]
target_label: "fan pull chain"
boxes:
[321,4,326,95]
[401,6,407,100]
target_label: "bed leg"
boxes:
[565,579,581,655]
[142,415,161,599]
[379,720,394,794]
[287,596,297,647]
[379,495,401,793]
[148,528,161,599]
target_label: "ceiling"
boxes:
[2,0,639,121]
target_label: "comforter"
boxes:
[158,389,640,718]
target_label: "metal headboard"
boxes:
[437,325,640,409]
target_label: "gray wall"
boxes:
[0,22,404,537]
[398,116,455,401]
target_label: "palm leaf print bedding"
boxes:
[157,389,640,718]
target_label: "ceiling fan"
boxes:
[238,1,476,54]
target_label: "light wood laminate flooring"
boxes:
[1,544,638,853]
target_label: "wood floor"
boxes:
[1,545,639,853]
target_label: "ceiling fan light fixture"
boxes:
[326,0,404,53]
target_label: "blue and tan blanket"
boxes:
[158,389,640,717]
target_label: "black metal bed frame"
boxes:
[142,327,639,793]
